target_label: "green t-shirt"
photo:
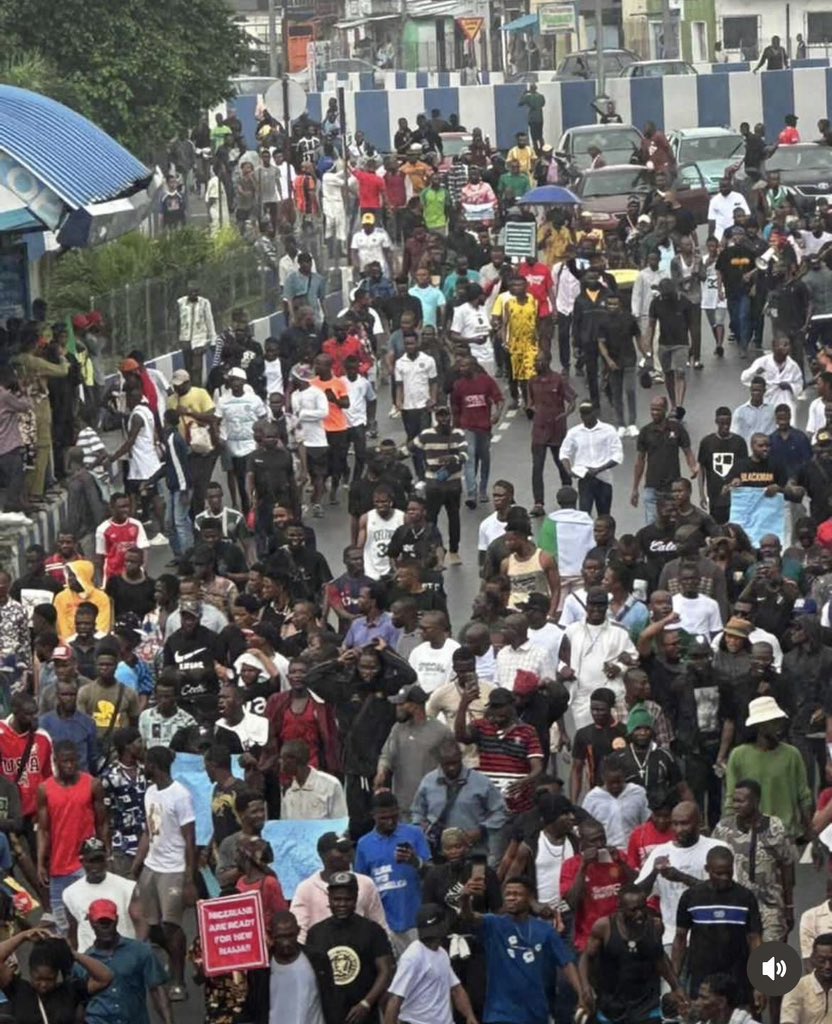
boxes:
[210,124,232,151]
[724,741,812,839]
[421,186,449,229]
[520,91,546,123]
[498,172,531,198]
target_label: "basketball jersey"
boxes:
[363,509,405,580]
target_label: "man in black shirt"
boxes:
[753,34,789,71]
[386,496,444,571]
[278,305,324,384]
[569,687,626,802]
[196,517,248,588]
[726,432,787,493]
[716,230,755,356]
[636,493,678,589]
[597,292,642,433]
[791,430,832,524]
[306,871,394,1022]
[672,846,761,1004]
[281,522,332,606]
[696,407,748,524]
[632,396,697,525]
[162,599,219,674]
[246,422,297,557]
[647,279,694,415]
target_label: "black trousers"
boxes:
[531,444,570,505]
[425,480,461,553]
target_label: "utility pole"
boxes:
[595,0,605,98]
[282,0,291,153]
[268,0,279,76]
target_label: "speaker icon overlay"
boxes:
[747,942,802,997]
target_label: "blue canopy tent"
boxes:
[501,12,539,32]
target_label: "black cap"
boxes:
[389,683,429,705]
[80,837,107,857]
[486,688,515,708]
[327,871,359,890]
[417,903,449,939]
[317,832,353,856]
[518,592,549,612]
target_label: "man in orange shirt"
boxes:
[310,353,351,504]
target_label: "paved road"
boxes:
[134,329,826,1019]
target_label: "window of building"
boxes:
[721,15,759,55]
[807,11,832,44]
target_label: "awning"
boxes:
[405,0,476,17]
[336,13,399,26]
[502,12,539,31]
[0,86,157,247]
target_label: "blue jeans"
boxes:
[166,486,194,557]
[464,429,492,499]
[50,869,84,934]
[727,293,751,352]
[643,486,658,525]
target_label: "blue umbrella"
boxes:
[518,185,581,205]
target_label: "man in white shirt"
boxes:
[279,740,348,820]
[582,759,649,848]
[560,402,624,516]
[64,838,143,952]
[322,160,347,257]
[478,479,514,568]
[671,565,723,636]
[215,368,267,513]
[350,213,394,277]
[806,372,832,438]
[707,179,750,242]
[739,336,803,417]
[269,912,326,1024]
[385,905,476,1024]
[408,611,460,693]
[635,801,729,946]
[176,283,216,386]
[520,593,565,666]
[395,336,438,469]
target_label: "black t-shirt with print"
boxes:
[306,914,392,1021]
[572,722,627,788]
[697,433,749,509]
[716,245,755,298]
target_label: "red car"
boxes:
[573,163,711,232]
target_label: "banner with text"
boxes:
[197,891,269,976]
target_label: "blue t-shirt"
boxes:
[353,824,430,933]
[408,285,445,329]
[480,913,574,1024]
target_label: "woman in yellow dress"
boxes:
[501,276,539,410]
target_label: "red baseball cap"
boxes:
[51,645,73,662]
[88,899,118,923]
[513,669,540,697]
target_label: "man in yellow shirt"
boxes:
[507,132,535,177]
[167,368,218,515]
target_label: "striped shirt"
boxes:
[469,718,543,813]
[413,427,468,482]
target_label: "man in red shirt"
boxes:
[527,353,577,516]
[93,493,149,585]
[322,322,373,377]
[560,818,636,950]
[451,354,504,508]
[518,254,555,354]
[640,122,676,174]
[778,113,801,145]
[382,157,408,241]
[0,692,53,852]
[349,156,388,218]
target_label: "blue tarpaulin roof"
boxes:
[501,12,539,31]
[0,86,151,208]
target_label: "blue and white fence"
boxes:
[291,66,832,152]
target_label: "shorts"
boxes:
[305,445,329,478]
[659,345,689,374]
[138,866,185,926]
[125,477,158,497]
[705,307,726,328]
[760,906,788,942]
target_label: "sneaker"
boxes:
[389,407,400,419]
[465,498,477,510]
[311,503,323,518]
[715,345,724,358]
[148,534,168,547]
[445,552,463,567]
[617,426,626,438]
[626,424,639,438]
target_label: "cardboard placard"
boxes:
[196,891,269,976]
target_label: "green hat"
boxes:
[627,704,655,734]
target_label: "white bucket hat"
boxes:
[745,695,788,728]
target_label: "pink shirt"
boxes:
[290,870,389,941]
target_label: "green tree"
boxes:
[0,0,248,159]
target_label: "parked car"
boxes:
[556,124,643,173]
[764,142,832,211]
[620,59,697,78]
[554,48,639,80]
[573,163,710,231]
[668,127,746,192]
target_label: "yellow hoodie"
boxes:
[54,559,112,641]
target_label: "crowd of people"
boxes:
[4,80,832,1024]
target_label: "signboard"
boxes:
[456,17,484,42]
[503,220,537,259]
[539,3,576,34]
[197,891,269,976]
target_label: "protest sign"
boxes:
[197,891,269,975]
[728,488,787,548]
[171,751,245,846]
[263,817,349,899]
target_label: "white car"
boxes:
[620,59,697,78]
